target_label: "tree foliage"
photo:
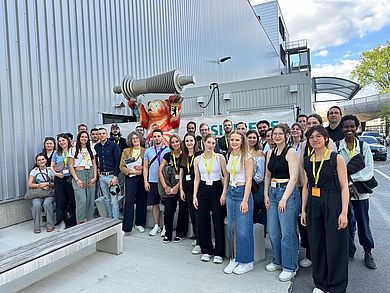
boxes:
[378,105,390,135]
[351,41,390,93]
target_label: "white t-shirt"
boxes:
[69,147,96,167]
[29,168,54,183]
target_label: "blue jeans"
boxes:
[267,186,300,272]
[100,174,119,220]
[227,185,254,263]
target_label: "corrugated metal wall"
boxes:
[0,0,280,201]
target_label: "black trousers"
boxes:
[54,176,76,227]
[348,199,375,256]
[197,181,225,257]
[122,176,147,232]
[184,184,199,242]
[307,188,348,293]
[163,193,189,240]
[298,187,311,260]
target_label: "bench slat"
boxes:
[0,217,121,273]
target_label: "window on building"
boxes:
[279,17,285,41]
[280,45,286,66]
[102,113,135,124]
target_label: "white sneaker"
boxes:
[213,256,223,264]
[122,231,131,237]
[233,262,254,275]
[312,288,325,293]
[136,226,145,233]
[58,222,66,231]
[224,258,239,274]
[300,258,312,268]
[192,239,197,246]
[278,270,296,282]
[201,254,211,262]
[192,245,201,255]
[160,226,166,237]
[265,262,283,272]
[149,224,161,236]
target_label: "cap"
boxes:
[111,123,119,129]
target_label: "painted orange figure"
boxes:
[135,95,183,145]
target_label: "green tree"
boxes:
[378,105,390,136]
[351,41,390,93]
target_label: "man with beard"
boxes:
[109,124,127,155]
[90,128,99,149]
[326,106,344,142]
[218,119,233,153]
[256,120,270,150]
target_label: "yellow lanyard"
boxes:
[203,152,214,177]
[347,139,356,160]
[172,152,181,172]
[187,154,195,174]
[81,149,91,162]
[200,140,204,151]
[307,146,314,157]
[229,153,241,178]
[132,148,141,161]
[225,135,229,148]
[312,148,329,187]
[62,150,69,167]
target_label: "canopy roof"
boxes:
[312,77,360,101]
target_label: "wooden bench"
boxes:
[0,217,123,286]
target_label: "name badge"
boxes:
[85,165,91,170]
[271,181,277,188]
[63,169,69,175]
[175,175,180,180]
[186,175,191,181]
[206,180,213,186]
[312,187,321,197]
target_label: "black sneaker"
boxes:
[163,237,171,244]
[173,236,185,243]
[364,252,377,269]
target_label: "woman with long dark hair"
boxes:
[301,125,349,293]
[179,132,202,254]
[68,131,97,224]
[42,137,56,166]
[51,133,76,230]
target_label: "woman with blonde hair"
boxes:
[224,131,255,274]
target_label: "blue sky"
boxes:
[250,0,390,98]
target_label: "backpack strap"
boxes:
[329,151,341,191]
[359,140,364,156]
[335,141,340,153]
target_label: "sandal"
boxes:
[46,226,55,232]
[34,228,41,234]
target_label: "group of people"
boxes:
[26,105,378,293]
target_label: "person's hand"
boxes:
[240,201,248,214]
[88,177,97,187]
[144,182,150,191]
[77,179,84,189]
[220,194,226,206]
[110,176,118,186]
[278,197,287,213]
[55,173,64,178]
[193,196,198,209]
[172,185,179,194]
[164,186,172,195]
[338,212,348,230]
[134,169,142,176]
[180,190,185,201]
[301,212,307,227]
[264,195,270,210]
[349,184,359,199]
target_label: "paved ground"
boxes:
[291,155,390,293]
[0,222,291,293]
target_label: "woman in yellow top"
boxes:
[120,131,147,235]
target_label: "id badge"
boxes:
[271,180,277,188]
[312,187,321,197]
[206,180,213,186]
[85,165,91,170]
[175,174,180,180]
[186,175,191,181]
[63,169,69,175]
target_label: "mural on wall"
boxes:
[114,69,194,144]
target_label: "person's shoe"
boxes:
[160,226,166,237]
[149,224,161,236]
[224,258,239,274]
[201,254,211,262]
[173,236,185,243]
[136,226,145,233]
[364,252,377,269]
[233,262,254,275]
[192,239,197,246]
[265,262,283,272]
[34,228,41,234]
[213,256,223,264]
[162,236,171,244]
[192,245,201,255]
[278,270,296,282]
[46,226,55,232]
[122,231,131,237]
[299,258,312,268]
[58,222,66,231]
[348,256,354,264]
[312,288,325,293]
